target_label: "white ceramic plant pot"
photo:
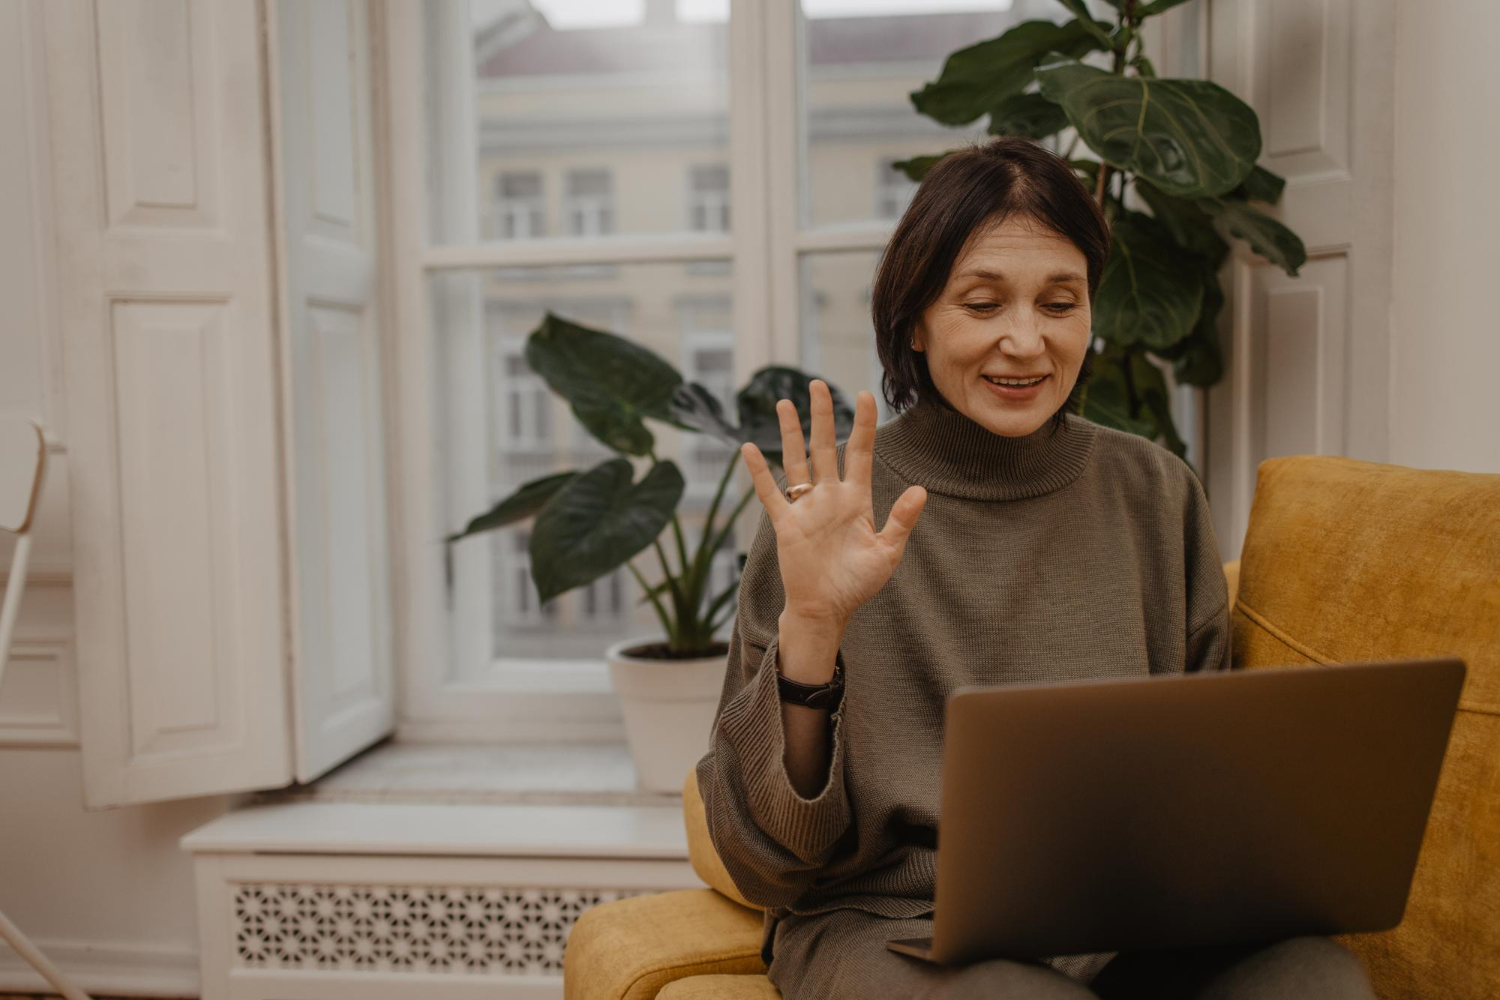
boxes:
[605,635,728,794]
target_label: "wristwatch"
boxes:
[776,653,845,710]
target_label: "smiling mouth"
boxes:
[983,374,1049,387]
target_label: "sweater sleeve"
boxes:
[1182,468,1232,673]
[693,502,854,910]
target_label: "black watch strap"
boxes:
[776,654,845,710]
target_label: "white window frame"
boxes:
[379,1,1204,741]
[384,0,904,742]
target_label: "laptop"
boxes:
[886,657,1466,966]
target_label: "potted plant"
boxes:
[898,0,1308,457]
[446,312,854,792]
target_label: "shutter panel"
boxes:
[48,0,294,806]
[272,0,396,782]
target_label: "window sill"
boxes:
[182,743,690,860]
[256,739,681,808]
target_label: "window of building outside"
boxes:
[490,170,546,239]
[688,164,731,232]
[413,0,1061,734]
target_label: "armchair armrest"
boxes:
[563,888,766,1000]
[684,767,759,910]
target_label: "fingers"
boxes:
[776,398,811,487]
[843,390,876,491]
[877,484,927,555]
[809,380,837,485]
[741,442,789,520]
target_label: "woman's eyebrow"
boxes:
[956,269,1086,284]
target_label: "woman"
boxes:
[694,137,1377,999]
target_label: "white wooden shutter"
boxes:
[1203,0,1395,556]
[271,0,396,782]
[46,0,294,806]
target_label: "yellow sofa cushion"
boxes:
[1233,455,1500,1000]
[684,763,759,910]
[657,975,783,999]
[563,888,767,1000]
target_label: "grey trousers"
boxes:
[765,908,1379,1000]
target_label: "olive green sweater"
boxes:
[695,397,1233,986]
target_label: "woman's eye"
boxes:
[1043,302,1076,314]
[964,303,998,313]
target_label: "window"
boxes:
[680,298,737,500]
[489,170,546,239]
[687,164,731,232]
[396,1,1068,738]
[564,168,615,236]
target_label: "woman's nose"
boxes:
[997,315,1044,358]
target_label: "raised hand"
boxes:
[739,380,928,630]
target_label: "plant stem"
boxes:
[701,485,757,572]
[688,454,739,605]
[1095,40,1131,207]
[652,538,686,647]
[626,559,675,639]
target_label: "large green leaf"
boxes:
[1155,260,1225,389]
[529,458,685,603]
[670,368,855,469]
[1052,0,1113,48]
[1130,352,1187,457]
[890,152,954,183]
[1232,164,1286,204]
[1138,0,1195,16]
[1035,56,1261,198]
[1202,197,1307,277]
[910,19,1105,126]
[524,312,687,457]
[1081,348,1156,437]
[1093,210,1204,350]
[1070,157,1102,189]
[734,367,855,469]
[986,92,1070,140]
[669,381,740,446]
[1134,180,1230,268]
[445,470,579,544]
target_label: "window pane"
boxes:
[425,0,730,244]
[799,250,895,423]
[797,3,1062,230]
[429,262,743,668]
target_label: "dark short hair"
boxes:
[871,136,1110,424]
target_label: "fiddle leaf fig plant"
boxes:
[446,311,855,656]
[899,0,1307,457]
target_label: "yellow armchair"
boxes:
[565,456,1499,1000]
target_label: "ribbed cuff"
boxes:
[715,634,851,862]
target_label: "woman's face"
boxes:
[912,213,1092,437]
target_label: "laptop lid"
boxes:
[925,658,1465,966]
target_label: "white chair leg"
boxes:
[0,906,96,1000]
[0,530,33,689]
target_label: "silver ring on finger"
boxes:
[785,481,814,503]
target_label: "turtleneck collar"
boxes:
[873,397,1098,501]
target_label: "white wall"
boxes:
[1388,2,1500,473]
[0,1,236,994]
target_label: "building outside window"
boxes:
[414,0,1041,735]
[687,163,731,232]
[488,170,546,240]
[564,168,615,236]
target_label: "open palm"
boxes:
[740,380,928,627]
